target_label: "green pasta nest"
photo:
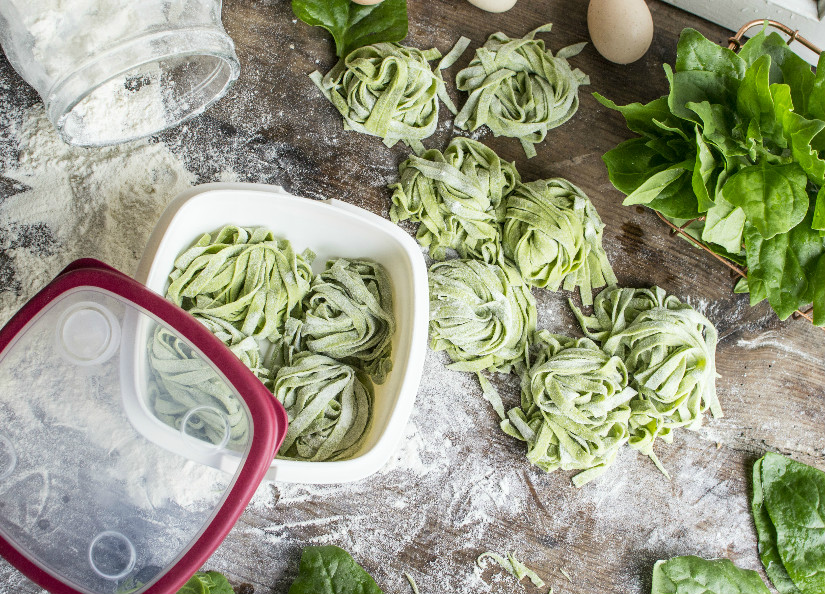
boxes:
[503,332,636,487]
[429,258,536,373]
[389,137,520,262]
[273,351,374,462]
[166,225,314,342]
[502,178,616,305]
[573,286,721,474]
[455,24,590,158]
[302,258,395,384]
[310,40,468,153]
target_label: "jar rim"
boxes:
[46,27,240,147]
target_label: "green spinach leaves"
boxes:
[753,452,825,594]
[652,556,769,594]
[598,26,825,326]
[291,0,408,59]
[287,545,383,594]
[176,572,234,594]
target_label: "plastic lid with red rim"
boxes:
[0,259,287,594]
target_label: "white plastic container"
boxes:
[136,183,429,483]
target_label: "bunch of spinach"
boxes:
[652,555,769,594]
[291,0,408,59]
[752,452,825,594]
[597,26,825,326]
[287,545,383,594]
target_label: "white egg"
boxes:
[352,0,385,5]
[466,0,518,13]
[587,0,654,64]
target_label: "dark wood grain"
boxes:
[0,1,823,594]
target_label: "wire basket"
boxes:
[656,20,822,329]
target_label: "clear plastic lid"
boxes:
[0,261,284,594]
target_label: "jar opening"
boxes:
[59,52,234,146]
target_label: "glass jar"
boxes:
[0,0,240,146]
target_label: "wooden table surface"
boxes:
[1,1,824,593]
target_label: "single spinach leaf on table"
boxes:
[288,545,383,594]
[744,207,825,321]
[753,452,825,594]
[753,457,801,594]
[291,0,408,59]
[177,572,234,594]
[722,161,808,239]
[651,555,769,594]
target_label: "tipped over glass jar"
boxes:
[0,0,240,146]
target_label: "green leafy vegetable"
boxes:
[752,452,825,594]
[291,0,408,59]
[651,556,769,594]
[288,545,383,594]
[598,26,825,325]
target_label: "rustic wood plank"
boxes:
[0,1,823,594]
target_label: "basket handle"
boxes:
[728,19,822,55]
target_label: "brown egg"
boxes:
[352,0,385,4]
[466,0,518,12]
[587,0,654,64]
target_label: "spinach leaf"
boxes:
[753,457,801,594]
[288,546,383,594]
[702,196,745,254]
[692,126,719,212]
[814,254,825,325]
[675,28,747,81]
[651,555,769,594]
[177,572,234,594]
[753,453,825,594]
[722,161,808,239]
[602,138,670,194]
[291,0,408,59]
[595,94,691,139]
[744,207,825,319]
[598,27,825,326]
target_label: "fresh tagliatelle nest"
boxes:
[151,225,396,462]
[310,39,469,154]
[455,24,590,158]
[389,136,520,262]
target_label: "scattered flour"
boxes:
[0,105,196,327]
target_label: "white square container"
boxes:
[136,183,429,483]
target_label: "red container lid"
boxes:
[0,259,287,594]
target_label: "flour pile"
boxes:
[0,105,195,326]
